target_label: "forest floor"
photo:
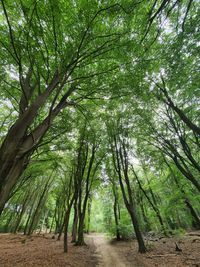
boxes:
[0,233,97,267]
[87,232,200,267]
[0,231,200,267]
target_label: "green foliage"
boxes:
[0,0,199,242]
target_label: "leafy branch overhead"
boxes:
[0,0,199,257]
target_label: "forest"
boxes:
[0,0,199,266]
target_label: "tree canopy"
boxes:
[0,0,199,254]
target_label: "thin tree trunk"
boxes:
[113,197,121,240]
[129,205,147,253]
[27,179,50,235]
[63,195,75,252]
[111,135,147,253]
[185,199,200,229]
[63,210,71,253]
[133,168,166,234]
[159,84,200,135]
[76,213,86,246]
[86,198,92,234]
[13,193,30,233]
[71,200,78,243]
[139,193,150,232]
[165,157,200,229]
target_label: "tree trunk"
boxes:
[0,81,72,215]
[63,210,71,253]
[166,159,200,230]
[129,205,147,253]
[63,194,75,252]
[173,156,200,192]
[57,221,64,241]
[71,201,78,243]
[0,156,29,215]
[24,208,32,235]
[134,170,166,234]
[185,199,200,229]
[139,194,150,232]
[13,193,29,233]
[160,85,200,135]
[113,195,121,240]
[76,213,85,246]
[111,134,147,253]
[86,198,92,234]
[27,183,49,235]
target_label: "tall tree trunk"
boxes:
[129,205,147,253]
[76,214,85,246]
[49,213,55,234]
[139,193,150,232]
[63,194,75,252]
[111,135,147,253]
[159,84,200,135]
[0,156,29,215]
[4,212,13,232]
[86,197,92,234]
[133,169,166,234]
[24,208,33,235]
[63,210,71,253]
[0,81,72,215]
[71,200,78,243]
[13,193,30,233]
[165,158,200,229]
[173,156,200,192]
[57,221,64,241]
[113,193,121,240]
[76,141,97,246]
[185,199,200,229]
[27,179,50,235]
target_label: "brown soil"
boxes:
[0,233,97,267]
[0,232,200,267]
[87,231,200,267]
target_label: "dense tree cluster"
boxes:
[0,0,199,254]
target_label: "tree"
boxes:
[0,0,132,213]
[107,118,147,253]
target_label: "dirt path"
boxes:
[88,234,148,267]
[87,234,135,267]
[87,232,200,267]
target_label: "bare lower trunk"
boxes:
[139,195,150,232]
[111,134,147,253]
[57,221,64,241]
[71,202,78,243]
[63,195,75,252]
[76,214,85,246]
[63,211,71,253]
[13,194,29,233]
[133,168,166,235]
[0,156,29,215]
[185,199,200,229]
[168,162,200,230]
[24,209,32,235]
[129,206,146,253]
[86,199,91,234]
[113,198,121,240]
[27,180,50,235]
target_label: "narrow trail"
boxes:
[87,233,128,267]
[86,234,148,267]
